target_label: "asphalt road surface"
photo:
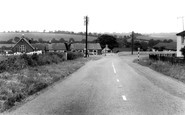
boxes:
[3,54,185,115]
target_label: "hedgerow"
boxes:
[0,52,83,73]
[0,51,84,112]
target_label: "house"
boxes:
[176,31,185,57]
[48,43,66,52]
[12,37,67,54]
[12,38,35,53]
[32,43,48,52]
[70,43,102,55]
[153,42,176,51]
[102,44,111,53]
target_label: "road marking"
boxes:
[122,95,127,101]
[116,79,120,82]
[112,62,116,74]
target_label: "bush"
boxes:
[0,52,82,73]
[67,52,83,60]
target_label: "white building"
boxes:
[176,31,185,57]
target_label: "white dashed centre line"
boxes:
[122,95,127,101]
[112,62,116,74]
[116,79,120,82]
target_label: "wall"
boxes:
[177,36,183,57]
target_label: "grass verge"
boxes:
[134,57,185,83]
[0,56,101,112]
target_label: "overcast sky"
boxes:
[0,0,185,33]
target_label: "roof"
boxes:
[88,43,102,50]
[153,42,176,50]
[176,31,185,36]
[102,47,111,51]
[32,43,48,50]
[52,43,66,50]
[32,43,66,50]
[13,38,35,50]
[71,43,85,50]
[71,43,102,50]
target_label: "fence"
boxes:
[149,52,185,64]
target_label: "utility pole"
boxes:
[177,16,184,31]
[131,31,134,55]
[84,16,89,57]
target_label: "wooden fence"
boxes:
[149,52,185,64]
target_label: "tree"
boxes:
[14,37,20,43]
[163,39,168,43]
[59,38,66,43]
[134,41,141,50]
[140,42,148,51]
[51,38,58,43]
[38,38,44,43]
[97,34,118,49]
[167,39,173,43]
[69,38,75,43]
[148,39,161,47]
[7,39,13,44]
[81,39,86,43]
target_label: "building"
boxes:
[71,43,102,55]
[12,38,35,53]
[48,43,66,52]
[176,31,185,57]
[12,38,67,54]
[102,44,111,53]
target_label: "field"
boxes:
[137,33,177,41]
[0,32,97,42]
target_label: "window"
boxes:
[19,45,26,52]
[182,36,185,44]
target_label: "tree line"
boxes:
[0,36,99,44]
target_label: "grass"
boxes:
[0,55,101,112]
[135,57,185,83]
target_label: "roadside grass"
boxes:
[0,56,7,62]
[0,53,101,112]
[134,57,185,83]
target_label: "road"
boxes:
[3,54,185,115]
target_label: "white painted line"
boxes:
[122,95,127,101]
[112,62,117,74]
[116,79,120,82]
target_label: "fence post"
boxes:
[65,51,67,60]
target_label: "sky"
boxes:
[0,0,185,33]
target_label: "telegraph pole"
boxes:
[177,16,184,31]
[84,16,89,57]
[131,31,134,55]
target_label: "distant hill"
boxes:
[138,33,177,41]
[0,32,97,42]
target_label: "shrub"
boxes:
[67,52,83,60]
